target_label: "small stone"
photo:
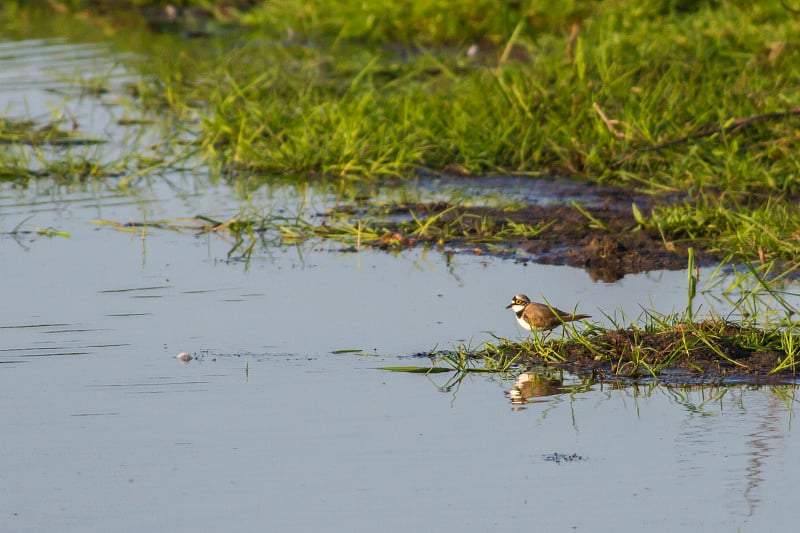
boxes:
[176,352,193,362]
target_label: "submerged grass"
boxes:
[91,195,558,263]
[0,117,104,147]
[378,341,522,394]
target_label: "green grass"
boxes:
[6,2,800,190]
[139,1,800,187]
[649,198,800,261]
[0,114,183,185]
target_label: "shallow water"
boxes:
[2,21,800,533]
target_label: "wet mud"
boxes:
[480,201,694,282]
[509,321,797,383]
[361,177,710,281]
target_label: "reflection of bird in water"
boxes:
[506,294,590,332]
[509,372,564,404]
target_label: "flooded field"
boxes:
[2,18,800,533]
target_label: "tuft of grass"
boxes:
[2,216,71,249]
[648,197,800,264]
[477,315,800,381]
[378,366,453,374]
[465,255,800,381]
[0,117,105,147]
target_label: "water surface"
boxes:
[1,23,799,533]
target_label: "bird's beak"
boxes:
[505,302,513,309]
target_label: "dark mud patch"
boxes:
[333,177,714,281]
[498,202,697,282]
[500,320,799,384]
[370,201,711,281]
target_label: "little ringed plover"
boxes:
[506,293,590,332]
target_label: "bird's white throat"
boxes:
[509,303,527,313]
[511,304,532,331]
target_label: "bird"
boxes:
[506,294,590,332]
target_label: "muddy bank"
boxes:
[500,320,798,383]
[344,177,715,281]
[487,201,697,282]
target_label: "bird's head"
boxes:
[506,294,531,311]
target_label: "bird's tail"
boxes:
[568,313,591,322]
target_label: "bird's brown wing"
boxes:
[522,303,565,331]
[524,303,590,330]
